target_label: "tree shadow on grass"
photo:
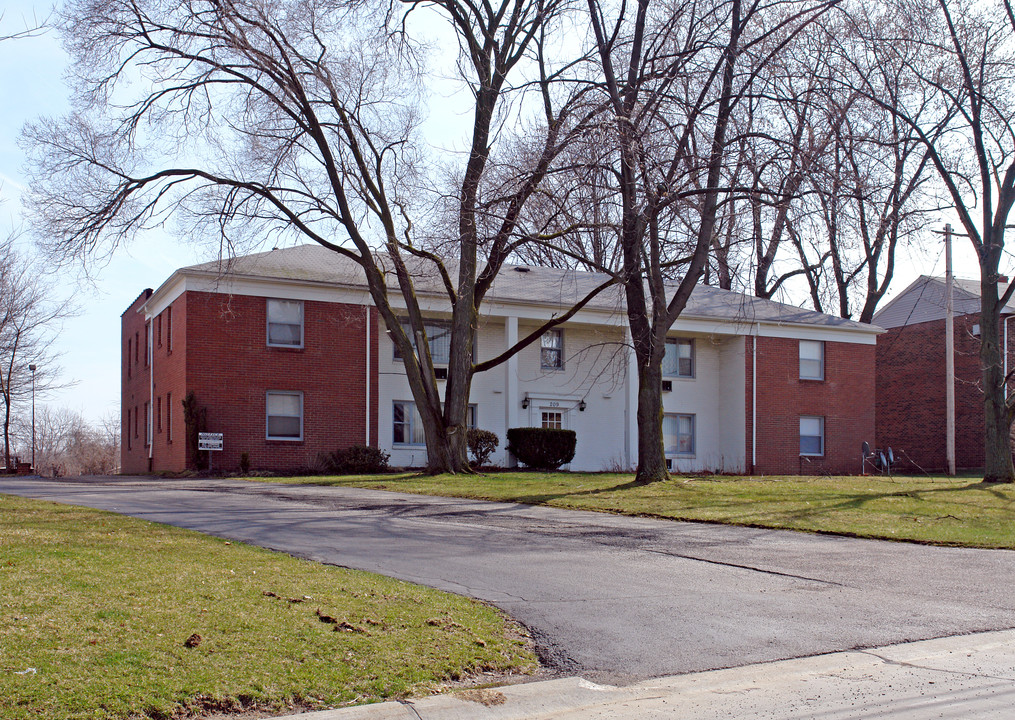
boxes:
[508,479,651,507]
[770,481,1014,529]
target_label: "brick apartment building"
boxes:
[122,245,881,475]
[873,275,1015,472]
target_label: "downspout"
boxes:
[1005,314,1014,402]
[752,325,758,472]
[1005,314,1013,379]
[365,305,371,447]
[149,316,154,473]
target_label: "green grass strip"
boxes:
[259,472,1015,549]
[0,495,535,720]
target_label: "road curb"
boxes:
[275,629,1015,719]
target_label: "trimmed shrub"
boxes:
[506,427,576,470]
[239,452,251,474]
[467,429,499,468]
[327,445,390,474]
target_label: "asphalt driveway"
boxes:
[4,476,1015,684]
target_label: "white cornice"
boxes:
[138,268,881,344]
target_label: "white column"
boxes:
[625,328,639,470]
[505,316,519,466]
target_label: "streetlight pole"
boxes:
[28,364,36,471]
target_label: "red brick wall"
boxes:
[121,289,152,474]
[746,336,876,475]
[148,297,188,472]
[875,313,1013,472]
[175,291,379,473]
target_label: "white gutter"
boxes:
[148,318,154,471]
[1005,314,1014,380]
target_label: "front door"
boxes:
[537,406,570,469]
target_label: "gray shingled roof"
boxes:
[182,245,878,332]
[873,275,1015,329]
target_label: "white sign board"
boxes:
[198,432,224,451]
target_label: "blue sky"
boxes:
[1,2,206,424]
[0,0,987,427]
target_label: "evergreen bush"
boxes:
[506,427,576,470]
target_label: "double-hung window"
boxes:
[267,299,304,348]
[799,340,824,380]
[663,338,695,378]
[393,402,476,445]
[663,413,695,455]
[393,320,452,365]
[266,391,303,440]
[800,416,824,456]
[540,329,564,370]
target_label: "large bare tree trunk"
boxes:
[634,355,667,483]
[980,273,1014,482]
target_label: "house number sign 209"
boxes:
[547,401,560,407]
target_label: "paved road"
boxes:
[5,476,1015,684]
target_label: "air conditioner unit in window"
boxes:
[661,380,673,392]
[434,367,448,380]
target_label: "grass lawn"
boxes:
[258,471,1015,549]
[0,495,536,720]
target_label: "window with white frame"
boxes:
[393,320,453,365]
[663,413,695,455]
[799,340,824,380]
[540,329,564,370]
[393,402,476,445]
[663,338,695,378]
[267,299,304,347]
[541,410,563,429]
[800,416,824,455]
[266,391,303,440]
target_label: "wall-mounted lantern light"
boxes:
[578,399,586,412]
[521,394,529,409]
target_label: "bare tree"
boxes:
[585,0,840,482]
[0,10,46,43]
[11,406,119,476]
[24,0,616,474]
[841,0,1015,481]
[0,234,70,469]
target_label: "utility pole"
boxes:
[944,224,956,476]
[29,364,37,472]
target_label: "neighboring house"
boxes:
[122,245,880,475]
[874,275,1015,472]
